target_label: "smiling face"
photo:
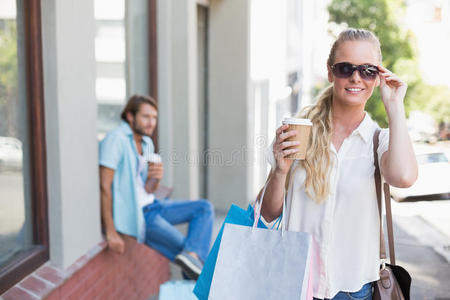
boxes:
[328,41,381,108]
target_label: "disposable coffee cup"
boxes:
[282,118,312,160]
[147,153,162,164]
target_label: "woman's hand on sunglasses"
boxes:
[273,124,299,175]
[378,65,408,111]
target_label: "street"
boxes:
[0,171,25,265]
[392,199,450,300]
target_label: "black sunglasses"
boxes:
[331,62,379,80]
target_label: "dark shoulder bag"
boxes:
[373,129,412,300]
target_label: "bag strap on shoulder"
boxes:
[373,129,396,265]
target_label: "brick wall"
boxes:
[1,236,170,300]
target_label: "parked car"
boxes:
[390,145,450,201]
[0,137,23,172]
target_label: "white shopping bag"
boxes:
[209,186,313,300]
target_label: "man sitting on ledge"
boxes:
[99,95,214,280]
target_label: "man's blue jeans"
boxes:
[143,198,214,262]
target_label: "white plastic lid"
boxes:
[147,153,162,163]
[282,118,312,126]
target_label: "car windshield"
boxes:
[416,153,449,164]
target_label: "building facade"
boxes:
[0,0,322,298]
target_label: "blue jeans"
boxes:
[143,198,214,262]
[314,282,373,300]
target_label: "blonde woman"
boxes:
[260,28,418,300]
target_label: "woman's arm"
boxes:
[378,65,418,188]
[260,125,299,222]
[260,170,289,222]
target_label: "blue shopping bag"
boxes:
[193,204,267,300]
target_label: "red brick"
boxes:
[84,265,103,287]
[94,278,113,300]
[74,285,93,300]
[109,288,120,300]
[69,267,88,286]
[19,275,54,298]
[90,252,105,268]
[86,242,106,259]
[88,275,108,297]
[65,287,88,300]
[45,287,61,300]
[115,288,127,300]
[121,290,134,300]
[82,282,101,300]
[64,262,81,278]
[75,253,90,267]
[36,265,65,286]
[2,240,170,300]
[45,237,170,300]
[2,286,39,300]
[59,275,84,299]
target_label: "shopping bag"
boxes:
[209,223,312,300]
[159,280,196,300]
[193,204,267,300]
[208,186,313,300]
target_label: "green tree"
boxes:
[407,83,450,124]
[0,20,18,137]
[328,0,416,127]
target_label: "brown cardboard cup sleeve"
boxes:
[282,118,312,160]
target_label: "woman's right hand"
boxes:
[273,124,300,175]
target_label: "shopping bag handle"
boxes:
[253,181,287,234]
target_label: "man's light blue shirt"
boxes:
[99,121,154,242]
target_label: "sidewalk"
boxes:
[392,199,450,263]
[392,214,450,299]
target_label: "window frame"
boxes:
[148,0,159,151]
[0,0,49,294]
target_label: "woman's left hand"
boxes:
[376,65,418,188]
[377,65,408,110]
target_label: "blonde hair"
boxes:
[292,28,381,203]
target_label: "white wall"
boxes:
[157,0,252,210]
[41,0,102,269]
[157,0,201,200]
[126,0,149,96]
[208,0,252,210]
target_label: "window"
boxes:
[94,0,158,143]
[0,0,48,293]
[94,0,127,140]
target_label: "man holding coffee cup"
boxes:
[99,95,214,280]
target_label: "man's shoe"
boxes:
[174,251,203,280]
